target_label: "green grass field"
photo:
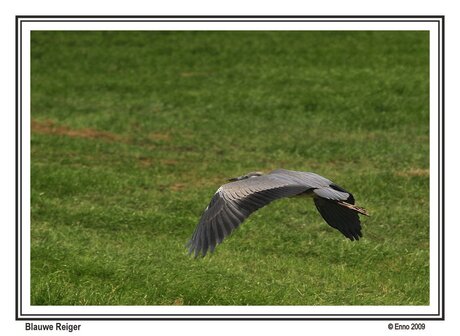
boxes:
[30,31,429,305]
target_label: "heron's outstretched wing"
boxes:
[187,175,309,257]
[313,197,363,241]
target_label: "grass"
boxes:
[30,31,429,305]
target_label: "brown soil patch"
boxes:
[32,119,124,142]
[148,132,171,141]
[137,157,153,167]
[172,298,184,305]
[137,158,179,168]
[397,168,429,177]
[170,183,186,192]
[161,159,179,166]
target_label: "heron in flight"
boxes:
[187,169,369,257]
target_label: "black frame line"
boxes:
[16,15,445,321]
[15,15,19,321]
[19,20,442,23]
[16,15,444,18]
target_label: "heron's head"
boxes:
[228,171,264,182]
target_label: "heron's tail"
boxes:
[337,201,370,216]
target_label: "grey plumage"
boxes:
[187,169,369,257]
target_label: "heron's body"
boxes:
[187,169,369,257]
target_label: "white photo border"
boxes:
[16,16,445,320]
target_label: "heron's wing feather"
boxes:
[187,175,309,257]
[313,198,363,241]
[312,186,352,201]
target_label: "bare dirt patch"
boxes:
[148,132,171,142]
[180,71,211,78]
[161,159,179,166]
[396,168,429,177]
[170,183,186,192]
[31,119,125,142]
[137,157,179,168]
[172,298,184,305]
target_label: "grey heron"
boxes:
[187,169,369,257]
